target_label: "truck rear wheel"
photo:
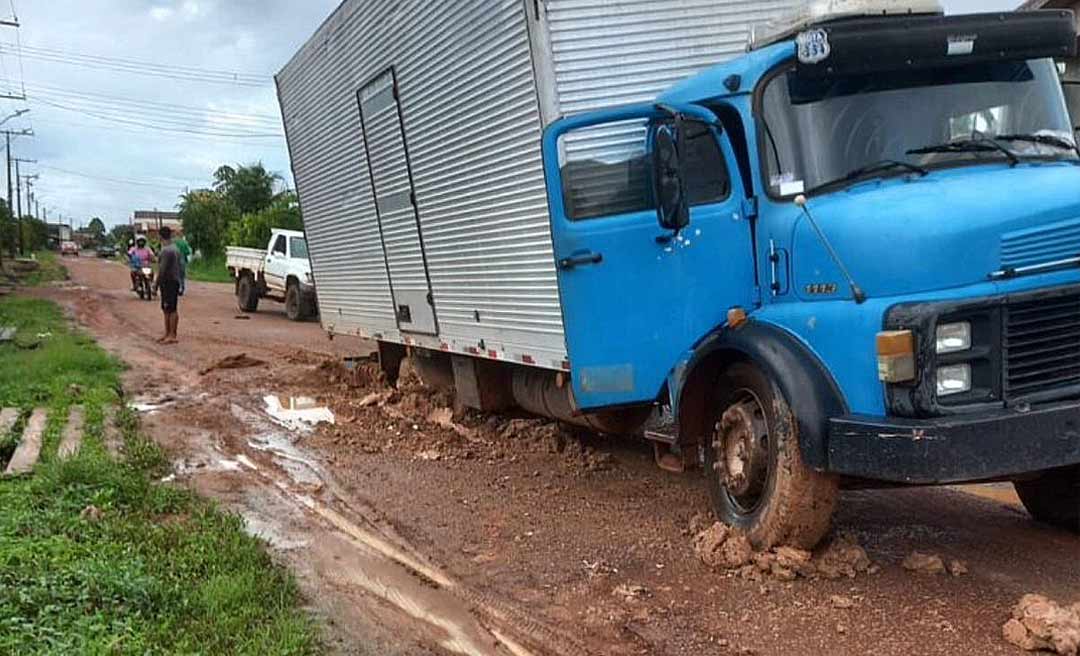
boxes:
[237,274,259,313]
[1014,467,1080,532]
[705,362,838,550]
[285,282,306,321]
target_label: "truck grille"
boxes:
[1005,291,1080,398]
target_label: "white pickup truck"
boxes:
[226,229,318,321]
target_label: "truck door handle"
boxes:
[559,251,603,270]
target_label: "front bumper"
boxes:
[828,399,1080,484]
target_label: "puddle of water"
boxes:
[264,395,335,432]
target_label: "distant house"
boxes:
[131,210,183,240]
[1020,0,1080,121]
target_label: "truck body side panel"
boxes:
[279,0,795,371]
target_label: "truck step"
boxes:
[5,408,47,476]
[57,406,85,461]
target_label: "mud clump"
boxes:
[1003,594,1080,655]
[200,353,266,376]
[902,551,947,576]
[691,520,873,581]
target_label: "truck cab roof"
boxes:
[657,41,796,106]
[272,229,305,239]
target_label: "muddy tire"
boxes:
[237,274,259,313]
[705,362,838,550]
[1015,467,1080,532]
[285,282,305,322]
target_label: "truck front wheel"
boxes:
[1014,467,1080,532]
[237,274,259,313]
[285,282,307,321]
[705,362,838,550]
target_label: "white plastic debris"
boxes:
[263,395,335,432]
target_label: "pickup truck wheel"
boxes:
[285,283,304,321]
[237,274,259,313]
[1014,467,1080,532]
[705,362,838,550]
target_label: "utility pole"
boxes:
[3,129,31,257]
[13,158,34,255]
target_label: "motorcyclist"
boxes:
[128,236,155,292]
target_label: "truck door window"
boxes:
[272,236,287,256]
[560,119,653,221]
[559,119,730,220]
[290,237,309,260]
[680,122,730,205]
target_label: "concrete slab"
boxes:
[57,406,85,460]
[0,407,18,436]
[102,406,124,458]
[5,408,47,476]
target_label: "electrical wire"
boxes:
[37,164,189,190]
[23,84,282,128]
[34,97,285,139]
[5,43,271,87]
[25,81,282,124]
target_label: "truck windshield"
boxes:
[760,58,1077,197]
[290,237,309,259]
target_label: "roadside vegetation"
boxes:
[186,253,233,284]
[17,250,69,287]
[180,163,303,257]
[0,297,318,655]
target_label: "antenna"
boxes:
[795,194,867,304]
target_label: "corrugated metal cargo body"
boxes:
[277,0,793,370]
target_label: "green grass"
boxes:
[0,297,319,655]
[16,251,69,287]
[185,254,233,284]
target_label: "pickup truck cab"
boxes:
[227,229,317,321]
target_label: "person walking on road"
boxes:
[175,234,192,296]
[154,227,182,344]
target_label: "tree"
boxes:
[87,217,106,238]
[109,224,134,247]
[213,163,281,215]
[179,188,239,257]
[225,192,303,249]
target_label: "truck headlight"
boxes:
[936,322,971,354]
[936,364,972,396]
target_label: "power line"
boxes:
[37,164,186,190]
[23,84,282,128]
[28,117,288,148]
[25,81,282,124]
[5,43,271,87]
[34,97,285,139]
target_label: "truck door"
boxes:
[544,104,757,410]
[264,233,289,292]
[358,68,438,336]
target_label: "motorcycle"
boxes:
[135,267,155,301]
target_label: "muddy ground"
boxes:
[28,257,1080,656]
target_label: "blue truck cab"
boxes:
[540,5,1080,548]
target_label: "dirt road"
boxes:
[33,256,1080,655]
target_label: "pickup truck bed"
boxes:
[225,247,266,275]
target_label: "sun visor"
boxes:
[795,10,1077,78]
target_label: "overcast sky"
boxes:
[0,0,1022,228]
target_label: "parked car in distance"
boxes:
[60,241,80,257]
[226,229,317,322]
[96,244,118,259]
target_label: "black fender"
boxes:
[674,320,849,471]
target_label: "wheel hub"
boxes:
[714,391,770,513]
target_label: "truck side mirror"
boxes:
[653,124,690,232]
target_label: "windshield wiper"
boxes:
[809,159,929,194]
[995,133,1080,158]
[907,136,1020,167]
